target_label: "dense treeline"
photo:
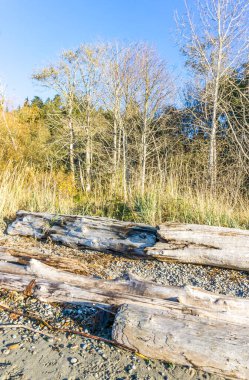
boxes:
[0,0,248,227]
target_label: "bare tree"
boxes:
[101,42,138,199]
[33,51,80,179]
[76,44,105,192]
[176,0,249,189]
[134,44,175,194]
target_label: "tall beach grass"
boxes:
[0,163,248,231]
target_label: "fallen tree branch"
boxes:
[0,256,249,378]
[1,257,249,324]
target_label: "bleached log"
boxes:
[112,303,249,380]
[0,246,95,276]
[0,258,183,308]
[7,211,249,272]
[0,270,184,309]
[146,222,249,270]
[1,257,249,324]
[7,210,157,256]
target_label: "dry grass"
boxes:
[0,163,248,231]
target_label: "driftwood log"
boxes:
[7,211,249,272]
[1,251,249,378]
[146,222,249,270]
[1,252,249,322]
[7,210,157,256]
[113,303,249,380]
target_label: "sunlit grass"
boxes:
[0,163,248,231]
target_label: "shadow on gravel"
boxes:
[60,304,116,339]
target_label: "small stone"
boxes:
[11,334,17,339]
[70,357,78,364]
[7,343,19,350]
[3,349,10,355]
[70,343,78,350]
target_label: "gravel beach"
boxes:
[1,235,248,380]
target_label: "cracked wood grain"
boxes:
[113,303,249,380]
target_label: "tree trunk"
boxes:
[85,110,91,192]
[208,2,222,191]
[122,128,128,201]
[141,124,147,195]
[69,119,75,180]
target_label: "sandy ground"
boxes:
[0,327,225,380]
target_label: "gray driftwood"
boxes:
[7,211,249,272]
[113,303,249,380]
[146,222,249,270]
[1,255,249,324]
[7,210,157,256]
[1,254,249,378]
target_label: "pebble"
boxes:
[70,343,79,350]
[70,357,78,364]
[3,349,10,355]
[7,343,20,350]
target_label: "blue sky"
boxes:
[0,0,191,106]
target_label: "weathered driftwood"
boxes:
[1,256,249,324]
[1,254,249,378]
[113,303,249,380]
[7,211,249,272]
[0,257,181,308]
[7,210,157,256]
[0,246,99,276]
[146,222,249,270]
